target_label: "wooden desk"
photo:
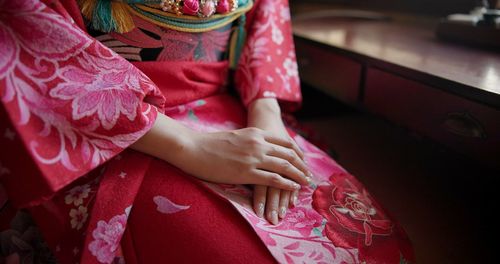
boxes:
[291,8,500,168]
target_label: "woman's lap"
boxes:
[127,159,276,263]
[27,94,412,263]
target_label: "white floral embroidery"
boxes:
[69,206,88,230]
[280,6,291,22]
[0,0,161,172]
[271,26,284,45]
[235,0,301,105]
[50,59,149,130]
[65,184,91,206]
[283,57,298,78]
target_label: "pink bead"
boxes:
[216,0,230,14]
[183,0,199,15]
[201,0,216,17]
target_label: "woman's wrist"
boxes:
[131,113,195,166]
[247,98,283,128]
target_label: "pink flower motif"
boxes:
[201,0,216,17]
[182,0,199,15]
[50,53,152,130]
[272,207,323,237]
[88,214,127,264]
[216,0,230,14]
[153,195,190,214]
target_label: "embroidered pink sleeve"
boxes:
[235,0,302,110]
[0,0,165,206]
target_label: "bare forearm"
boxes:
[134,98,285,163]
[130,113,192,166]
[247,98,283,128]
[130,111,308,190]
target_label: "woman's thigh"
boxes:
[127,159,275,264]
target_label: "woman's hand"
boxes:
[247,98,312,225]
[132,113,310,190]
[178,127,311,189]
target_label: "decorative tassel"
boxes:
[111,2,136,33]
[93,0,115,32]
[229,14,246,69]
[79,0,97,19]
[78,0,135,33]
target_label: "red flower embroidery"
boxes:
[312,173,393,248]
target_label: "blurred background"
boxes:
[304,0,498,15]
[289,0,499,263]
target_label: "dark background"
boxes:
[291,0,495,16]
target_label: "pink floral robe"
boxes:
[0,0,414,263]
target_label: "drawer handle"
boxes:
[442,112,487,139]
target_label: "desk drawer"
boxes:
[295,38,362,104]
[365,68,500,168]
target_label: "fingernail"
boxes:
[256,203,264,217]
[271,210,279,225]
[279,207,287,218]
[292,195,298,207]
[307,171,313,177]
[293,183,301,190]
[306,177,313,185]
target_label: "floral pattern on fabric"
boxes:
[93,15,232,62]
[235,0,301,107]
[65,184,91,206]
[153,196,190,214]
[0,0,164,205]
[88,213,127,264]
[0,1,414,264]
[313,173,394,254]
[204,133,360,264]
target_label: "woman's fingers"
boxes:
[265,187,281,225]
[252,170,301,191]
[290,190,299,208]
[267,145,311,181]
[258,156,309,186]
[263,133,304,160]
[253,185,267,218]
[279,190,290,219]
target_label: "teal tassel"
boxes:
[230,14,247,69]
[92,0,116,32]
